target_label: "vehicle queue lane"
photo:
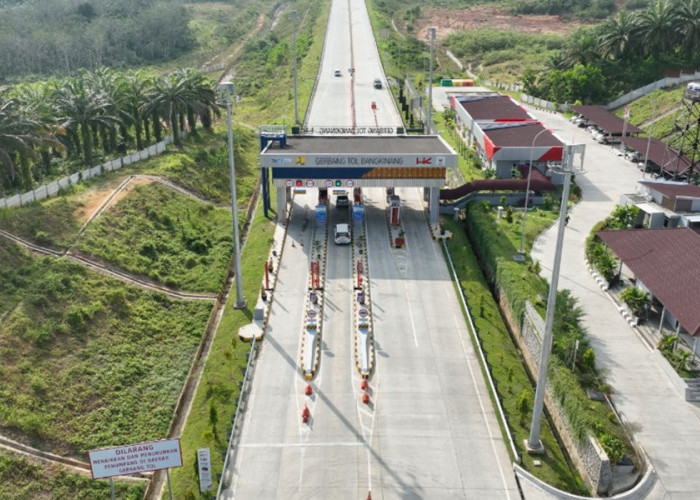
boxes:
[361,187,519,498]
[223,192,323,499]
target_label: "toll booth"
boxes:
[319,187,328,205]
[388,195,401,226]
[353,187,362,204]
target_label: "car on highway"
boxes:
[373,78,382,89]
[334,223,351,245]
[333,69,341,77]
[336,194,350,208]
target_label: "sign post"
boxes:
[89,438,183,498]
[197,448,213,493]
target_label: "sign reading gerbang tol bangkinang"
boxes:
[88,438,182,479]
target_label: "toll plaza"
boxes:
[259,134,458,224]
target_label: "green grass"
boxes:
[0,239,211,456]
[0,450,145,500]
[75,183,232,293]
[444,218,585,493]
[167,190,278,500]
[0,195,82,249]
[614,86,686,141]
[233,0,330,127]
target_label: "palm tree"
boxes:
[559,28,601,68]
[117,70,155,150]
[177,68,219,133]
[144,72,192,147]
[675,0,700,60]
[597,10,641,60]
[636,0,678,58]
[52,75,121,168]
[11,82,65,179]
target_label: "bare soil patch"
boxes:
[414,6,589,39]
[72,177,153,223]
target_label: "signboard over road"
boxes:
[88,438,182,479]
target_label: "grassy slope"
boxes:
[0,238,211,456]
[0,451,145,500]
[75,183,233,293]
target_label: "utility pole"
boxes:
[220,81,246,309]
[526,145,574,453]
[292,10,299,125]
[426,27,436,134]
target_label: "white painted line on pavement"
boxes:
[240,441,364,449]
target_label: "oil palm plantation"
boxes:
[52,74,121,168]
[144,69,218,147]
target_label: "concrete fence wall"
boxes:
[1,135,173,210]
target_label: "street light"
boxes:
[291,10,299,125]
[426,27,436,134]
[220,81,246,309]
[642,97,656,178]
[526,144,574,453]
[517,128,549,258]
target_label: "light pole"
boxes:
[426,27,436,134]
[642,98,656,178]
[220,81,246,309]
[291,10,299,125]
[517,128,549,258]
[526,144,574,453]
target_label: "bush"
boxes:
[619,287,649,318]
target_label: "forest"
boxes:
[0,0,199,79]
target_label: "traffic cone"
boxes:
[302,404,310,423]
[305,384,312,396]
[362,391,370,404]
[360,378,368,391]
[367,492,372,500]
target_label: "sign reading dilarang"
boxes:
[88,438,182,479]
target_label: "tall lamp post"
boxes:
[526,145,574,453]
[220,81,246,309]
[517,128,549,258]
[291,10,299,125]
[426,27,436,134]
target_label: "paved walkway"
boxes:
[527,107,700,499]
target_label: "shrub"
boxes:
[619,287,649,318]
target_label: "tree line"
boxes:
[0,68,219,194]
[524,0,700,103]
[0,0,193,80]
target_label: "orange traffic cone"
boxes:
[360,378,368,391]
[302,404,310,423]
[305,384,312,396]
[362,391,370,404]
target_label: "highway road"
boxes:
[221,0,519,498]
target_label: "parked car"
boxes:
[625,151,640,162]
[334,223,351,245]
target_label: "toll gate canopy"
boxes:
[261,135,457,189]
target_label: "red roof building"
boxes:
[597,227,700,336]
[452,94,564,178]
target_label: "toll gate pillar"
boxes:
[276,186,288,224]
[429,187,439,225]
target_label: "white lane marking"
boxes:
[404,275,419,348]
[241,441,364,449]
